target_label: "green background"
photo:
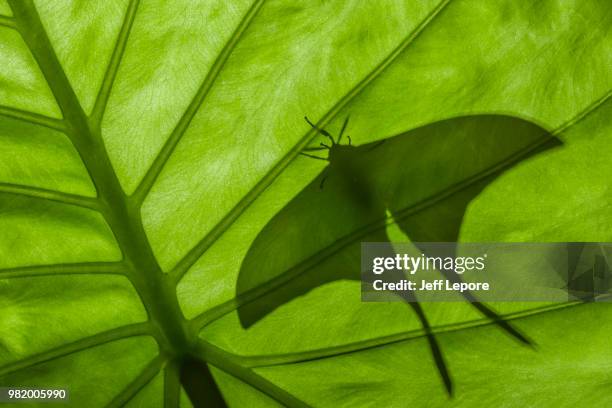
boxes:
[0,0,610,406]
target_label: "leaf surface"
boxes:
[0,0,610,406]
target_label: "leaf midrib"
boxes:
[7,0,190,363]
[4,1,307,405]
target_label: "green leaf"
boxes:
[235,115,559,327]
[0,0,610,406]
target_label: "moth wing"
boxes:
[356,114,561,244]
[237,115,561,332]
[358,115,560,343]
[236,162,387,328]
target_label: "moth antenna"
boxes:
[305,116,335,145]
[299,152,327,161]
[337,116,350,144]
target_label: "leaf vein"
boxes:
[196,340,309,408]
[239,300,589,368]
[0,182,101,211]
[191,85,612,330]
[0,323,152,378]
[0,261,126,279]
[132,0,267,205]
[0,15,15,29]
[170,0,454,282]
[90,0,141,124]
[0,104,65,131]
[8,0,193,371]
[107,355,165,408]
[553,89,611,135]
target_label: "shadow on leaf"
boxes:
[235,114,561,393]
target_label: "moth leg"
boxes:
[305,116,335,145]
[320,142,331,149]
[347,135,352,146]
[319,169,329,189]
[337,116,350,144]
[319,176,328,189]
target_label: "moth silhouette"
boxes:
[237,114,561,394]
